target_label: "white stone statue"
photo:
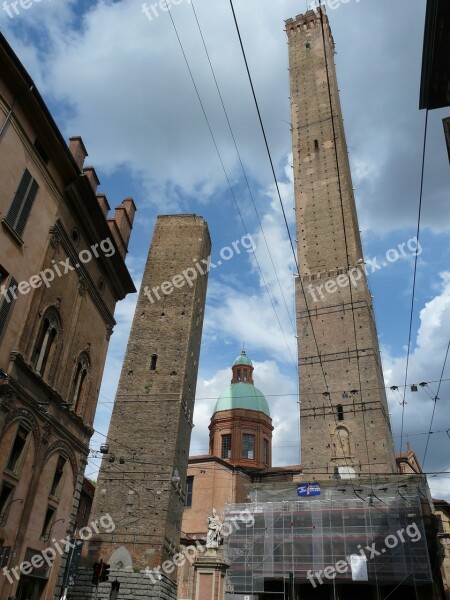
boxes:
[206,508,222,548]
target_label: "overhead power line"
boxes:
[189,0,296,337]
[399,109,429,459]
[164,4,298,370]
[422,340,450,469]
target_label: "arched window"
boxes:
[72,353,90,410]
[337,404,344,421]
[33,308,61,377]
[50,455,67,499]
[150,355,157,371]
[335,427,350,458]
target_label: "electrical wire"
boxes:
[87,378,450,403]
[422,340,450,469]
[189,0,296,338]
[165,3,298,371]
[317,1,375,490]
[399,109,429,459]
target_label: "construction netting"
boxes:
[223,489,433,593]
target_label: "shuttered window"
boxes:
[0,277,18,340]
[5,170,39,237]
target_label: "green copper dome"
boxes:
[233,350,253,367]
[214,382,270,416]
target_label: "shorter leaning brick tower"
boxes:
[68,214,211,600]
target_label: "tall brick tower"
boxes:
[70,215,211,599]
[286,9,396,477]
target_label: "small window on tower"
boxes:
[237,369,241,382]
[337,404,344,421]
[243,370,248,381]
[185,476,193,508]
[150,355,157,371]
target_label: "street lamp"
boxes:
[42,518,65,542]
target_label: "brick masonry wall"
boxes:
[287,11,396,476]
[68,568,177,600]
[69,215,211,599]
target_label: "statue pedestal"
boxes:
[192,549,230,600]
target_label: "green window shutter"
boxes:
[6,170,39,237]
[0,277,17,339]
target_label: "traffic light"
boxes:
[100,563,110,582]
[92,562,101,585]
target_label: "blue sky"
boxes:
[2,0,450,497]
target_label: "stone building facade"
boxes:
[0,33,135,600]
[69,214,211,600]
[287,9,396,477]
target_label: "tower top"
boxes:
[285,5,327,24]
[285,6,334,48]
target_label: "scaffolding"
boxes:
[223,481,436,596]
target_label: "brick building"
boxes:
[0,33,135,600]
[68,214,211,600]
[182,350,276,535]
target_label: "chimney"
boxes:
[69,136,88,169]
[97,193,110,218]
[107,198,136,259]
[83,166,100,193]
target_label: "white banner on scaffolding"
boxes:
[350,554,368,581]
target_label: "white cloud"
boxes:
[383,273,450,498]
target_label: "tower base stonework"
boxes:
[67,568,177,600]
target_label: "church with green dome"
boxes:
[209,349,273,470]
